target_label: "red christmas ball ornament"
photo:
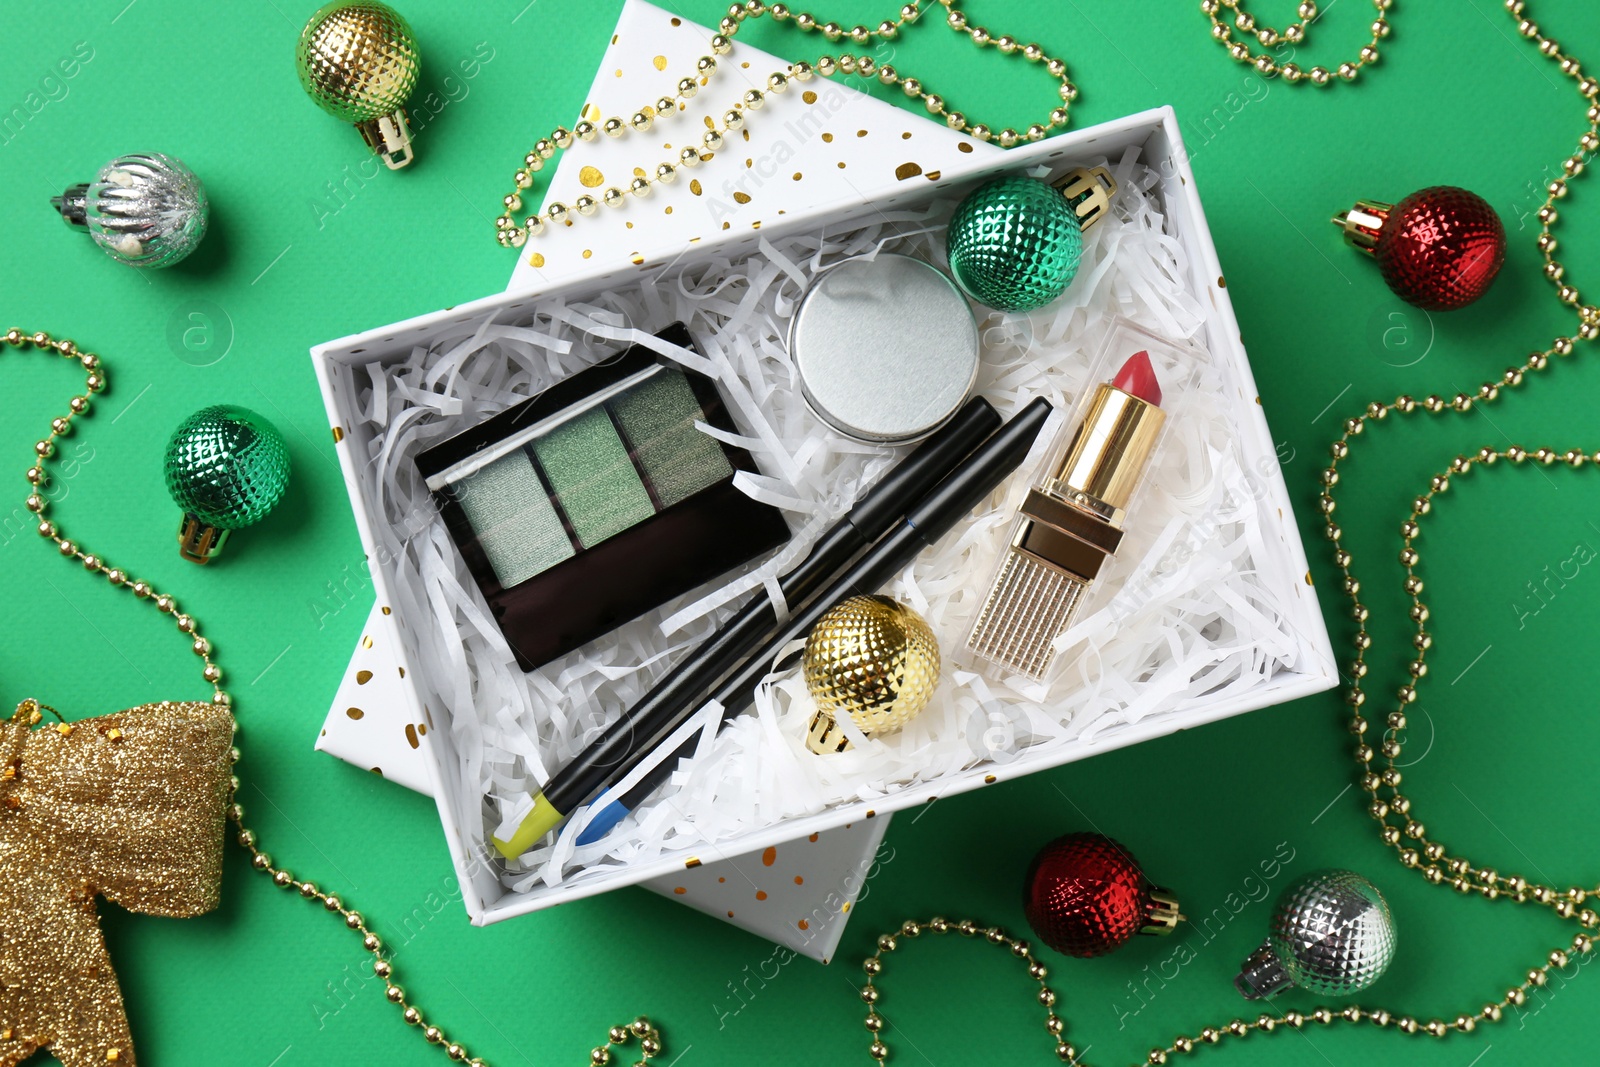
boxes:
[1023,832,1183,958]
[1333,186,1506,311]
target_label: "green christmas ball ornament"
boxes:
[946,166,1119,313]
[164,405,291,564]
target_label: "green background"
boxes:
[4,1,1599,1064]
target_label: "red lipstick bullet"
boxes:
[1111,350,1162,407]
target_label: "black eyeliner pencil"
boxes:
[491,396,1002,858]
[577,397,1053,846]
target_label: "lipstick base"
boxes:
[966,549,1088,680]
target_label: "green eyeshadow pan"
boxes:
[531,405,655,549]
[611,368,734,508]
[450,449,574,588]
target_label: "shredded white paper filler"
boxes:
[345,151,1306,893]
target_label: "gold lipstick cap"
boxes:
[1043,382,1165,528]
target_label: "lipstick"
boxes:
[966,350,1166,680]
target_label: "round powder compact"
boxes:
[788,253,980,444]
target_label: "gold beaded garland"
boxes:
[492,0,1080,247]
[854,918,1068,1062]
[1199,0,1394,81]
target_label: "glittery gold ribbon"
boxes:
[0,699,234,1067]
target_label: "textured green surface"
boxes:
[612,368,732,508]
[450,449,573,587]
[163,404,292,528]
[948,175,1085,311]
[533,406,654,548]
[3,2,1599,1065]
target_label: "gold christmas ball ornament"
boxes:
[803,595,941,754]
[296,2,421,169]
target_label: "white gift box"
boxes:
[309,0,1335,941]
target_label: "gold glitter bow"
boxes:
[0,698,234,1067]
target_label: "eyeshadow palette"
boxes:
[417,323,791,670]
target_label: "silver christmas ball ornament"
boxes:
[1235,869,1395,999]
[51,153,209,268]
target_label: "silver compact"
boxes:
[788,253,980,444]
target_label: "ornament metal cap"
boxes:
[1234,939,1293,999]
[1330,199,1393,254]
[177,513,231,564]
[354,110,415,170]
[1050,165,1117,233]
[51,184,92,226]
[805,709,852,754]
[1140,889,1183,936]
[297,2,421,169]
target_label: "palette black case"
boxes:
[416,323,791,671]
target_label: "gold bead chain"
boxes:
[857,919,1068,1062]
[493,0,1081,247]
[861,1,1600,1064]
[1200,0,1394,84]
